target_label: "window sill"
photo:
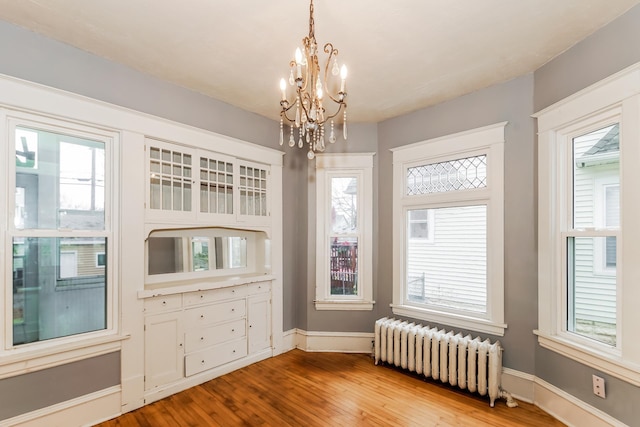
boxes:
[315,300,375,311]
[391,304,506,336]
[534,330,640,386]
[0,333,129,380]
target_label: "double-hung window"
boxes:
[315,153,374,310]
[6,113,116,352]
[392,123,506,336]
[536,64,640,385]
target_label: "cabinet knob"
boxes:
[231,308,235,312]
[231,328,235,332]
[162,301,167,306]
[200,295,204,299]
[200,337,204,341]
[200,314,204,319]
[201,360,205,365]
[232,350,236,353]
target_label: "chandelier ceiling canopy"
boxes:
[279,0,348,160]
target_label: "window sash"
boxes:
[6,115,115,351]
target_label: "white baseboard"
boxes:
[1,386,121,427]
[501,368,535,403]
[291,329,374,353]
[534,378,627,427]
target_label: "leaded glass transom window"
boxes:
[407,155,487,195]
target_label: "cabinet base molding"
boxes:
[143,349,272,405]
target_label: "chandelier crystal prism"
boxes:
[278,0,348,160]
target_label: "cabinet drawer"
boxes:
[184,318,246,353]
[144,294,182,313]
[183,285,248,306]
[248,281,271,295]
[185,338,247,376]
[184,299,246,328]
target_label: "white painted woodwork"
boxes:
[144,311,183,390]
[248,293,272,354]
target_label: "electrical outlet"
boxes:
[592,374,606,398]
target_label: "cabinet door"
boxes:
[237,160,270,224]
[144,312,183,390]
[247,293,271,354]
[146,139,195,221]
[197,151,235,219]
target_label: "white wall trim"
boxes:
[534,377,628,427]
[288,329,374,354]
[1,386,121,427]
[501,368,535,403]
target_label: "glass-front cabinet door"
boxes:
[147,139,194,220]
[238,160,269,222]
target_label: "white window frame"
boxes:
[391,122,506,336]
[535,63,640,386]
[315,153,375,310]
[1,108,121,373]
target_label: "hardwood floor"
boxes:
[96,350,565,427]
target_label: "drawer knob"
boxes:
[232,350,236,353]
[200,314,204,319]
[200,337,204,341]
[231,328,235,332]
[201,360,205,365]
[231,308,235,312]
[200,295,204,299]
[162,301,167,306]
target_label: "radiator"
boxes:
[374,317,517,408]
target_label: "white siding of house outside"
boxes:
[573,129,617,326]
[407,205,487,313]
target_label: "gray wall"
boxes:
[533,4,640,425]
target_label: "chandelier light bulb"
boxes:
[340,65,348,92]
[279,78,287,101]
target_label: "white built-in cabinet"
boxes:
[140,136,280,404]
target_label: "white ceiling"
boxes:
[0,0,638,123]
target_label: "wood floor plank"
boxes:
[96,350,565,427]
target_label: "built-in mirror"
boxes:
[146,228,265,284]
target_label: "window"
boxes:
[8,117,115,347]
[392,123,506,336]
[536,64,640,385]
[315,153,374,310]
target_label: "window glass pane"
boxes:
[191,237,209,271]
[407,155,487,195]
[331,177,358,233]
[573,124,619,229]
[330,237,358,295]
[406,205,487,313]
[15,126,105,230]
[567,237,617,346]
[12,237,107,345]
[408,209,431,239]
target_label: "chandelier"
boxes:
[278,0,348,160]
